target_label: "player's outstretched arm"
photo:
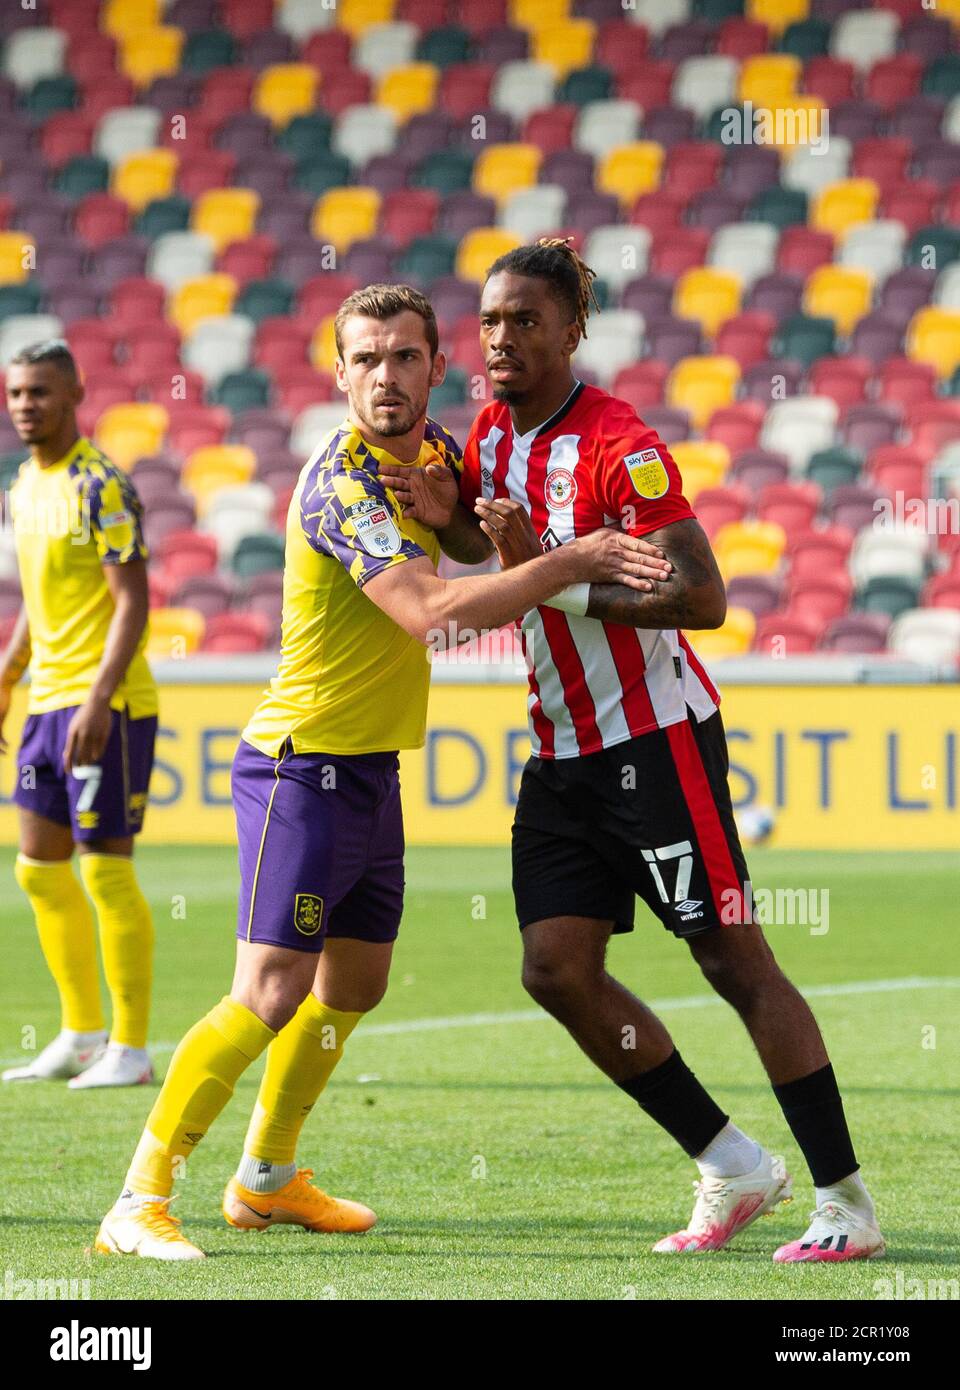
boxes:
[0,604,31,754]
[585,518,727,631]
[363,529,655,646]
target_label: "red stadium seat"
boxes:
[298,273,361,326]
[754,612,821,655]
[380,189,440,248]
[41,113,94,168]
[456,0,507,37]
[159,113,216,156]
[49,0,100,35]
[156,530,218,583]
[147,571,173,611]
[67,320,120,373]
[78,76,136,124]
[301,31,352,80]
[439,64,495,121]
[611,361,669,412]
[322,71,372,116]
[74,193,130,249]
[221,0,273,40]
[907,402,960,458]
[692,484,751,540]
[596,21,650,79]
[254,320,311,373]
[716,19,770,60]
[877,358,938,408]
[630,191,685,236]
[880,180,940,238]
[523,107,577,155]
[757,482,821,539]
[199,70,255,126]
[110,277,165,326]
[66,32,117,84]
[851,137,912,193]
[803,58,856,108]
[663,143,723,199]
[865,55,923,112]
[275,367,336,416]
[139,369,205,408]
[714,313,775,371]
[923,575,960,610]
[706,401,765,455]
[618,61,675,109]
[201,613,271,655]
[217,236,278,286]
[788,527,854,582]
[867,448,928,501]
[808,356,872,410]
[166,405,230,456]
[777,228,834,277]
[178,151,238,200]
[398,0,445,26]
[650,228,709,277]
[124,324,182,375]
[787,573,853,625]
[820,613,890,653]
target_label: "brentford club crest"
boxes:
[545,467,577,508]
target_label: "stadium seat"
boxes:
[168,274,237,336]
[597,143,663,206]
[146,605,206,660]
[667,355,740,430]
[907,308,960,380]
[611,360,668,412]
[191,188,260,254]
[669,441,730,502]
[757,481,821,538]
[573,309,643,389]
[803,265,873,338]
[332,105,397,167]
[534,22,597,79]
[0,231,35,286]
[690,606,756,660]
[491,60,556,122]
[312,187,381,253]
[811,179,879,241]
[725,574,784,620]
[118,27,184,89]
[820,612,890,654]
[774,314,836,368]
[713,520,787,580]
[857,575,923,622]
[673,55,737,121]
[673,269,740,338]
[377,64,441,121]
[94,402,168,471]
[181,444,256,514]
[499,185,567,240]
[573,100,640,159]
[473,144,542,204]
[148,231,216,292]
[456,228,522,285]
[112,150,178,213]
[708,224,778,290]
[753,611,820,656]
[761,396,839,474]
[808,356,871,411]
[831,10,899,74]
[3,29,67,90]
[201,611,272,654]
[231,531,286,578]
[738,55,801,108]
[839,221,906,281]
[690,483,750,540]
[706,399,765,454]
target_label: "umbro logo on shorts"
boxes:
[676,899,703,914]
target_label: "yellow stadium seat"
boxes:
[674,269,742,338]
[0,230,35,285]
[533,20,596,76]
[935,0,960,20]
[669,441,730,503]
[456,228,523,286]
[713,520,787,580]
[510,0,570,31]
[146,607,205,660]
[311,316,338,373]
[746,0,809,34]
[112,150,178,212]
[668,356,741,431]
[738,54,801,108]
[338,0,395,38]
[764,96,827,151]
[311,187,381,253]
[376,64,440,121]
[102,0,160,38]
[191,188,260,254]
[94,403,168,472]
[803,265,873,337]
[907,307,960,380]
[168,274,237,336]
[597,143,663,207]
[473,144,542,204]
[182,445,256,514]
[117,26,184,89]
[687,606,756,660]
[253,64,318,128]
[811,179,879,240]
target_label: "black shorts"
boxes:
[512,709,751,939]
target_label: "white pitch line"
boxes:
[5,976,952,1065]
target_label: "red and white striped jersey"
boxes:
[459,382,720,760]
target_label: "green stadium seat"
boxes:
[557,67,614,106]
[0,452,26,490]
[278,114,333,162]
[135,196,192,240]
[416,26,471,69]
[774,314,837,368]
[396,233,457,283]
[704,105,744,143]
[922,56,960,102]
[806,448,862,499]
[232,532,286,578]
[182,30,236,74]
[748,186,808,228]
[55,155,109,197]
[294,153,351,197]
[0,283,44,321]
[906,227,960,270]
[235,278,296,323]
[857,576,922,621]
[949,365,960,398]
[428,368,468,408]
[778,20,830,60]
[211,370,273,412]
[694,0,745,19]
[411,151,474,196]
[25,75,77,119]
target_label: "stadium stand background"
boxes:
[0,0,958,672]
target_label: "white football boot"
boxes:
[67,1042,154,1089]
[95,1196,205,1261]
[653,1148,792,1253]
[773,1198,885,1263]
[2,1029,107,1082]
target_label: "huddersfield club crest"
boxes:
[623,447,669,499]
[294,893,324,936]
[545,467,577,508]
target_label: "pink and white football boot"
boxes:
[773,1198,885,1263]
[653,1148,792,1254]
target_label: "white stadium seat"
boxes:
[182,315,255,386]
[583,225,651,292]
[709,223,778,289]
[573,101,642,160]
[147,232,216,293]
[760,396,839,474]
[574,309,644,389]
[490,62,556,124]
[95,108,163,166]
[331,105,397,166]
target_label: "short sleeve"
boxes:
[301,468,427,590]
[82,466,148,565]
[592,402,695,538]
[424,416,464,479]
[457,424,482,510]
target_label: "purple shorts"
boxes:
[13,705,156,841]
[232,737,405,954]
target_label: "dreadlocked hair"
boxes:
[485,236,601,339]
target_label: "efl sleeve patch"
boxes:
[623,448,669,499]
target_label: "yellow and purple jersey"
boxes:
[241,416,462,758]
[9,436,157,718]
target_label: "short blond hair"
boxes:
[334,283,439,360]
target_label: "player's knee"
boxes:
[521,954,595,1012]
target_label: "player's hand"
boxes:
[474,497,541,569]
[377,460,459,530]
[565,526,674,591]
[63,695,112,773]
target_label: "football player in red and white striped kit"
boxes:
[381,241,883,1264]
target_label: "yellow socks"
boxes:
[78,853,154,1050]
[15,854,104,1033]
[126,996,276,1198]
[243,997,362,1166]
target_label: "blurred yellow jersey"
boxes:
[241,417,462,758]
[10,436,157,718]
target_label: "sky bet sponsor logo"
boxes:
[49,1320,152,1371]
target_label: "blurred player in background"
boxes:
[382,241,885,1265]
[0,340,156,1090]
[94,284,668,1260]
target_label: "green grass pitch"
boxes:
[1,845,957,1301]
